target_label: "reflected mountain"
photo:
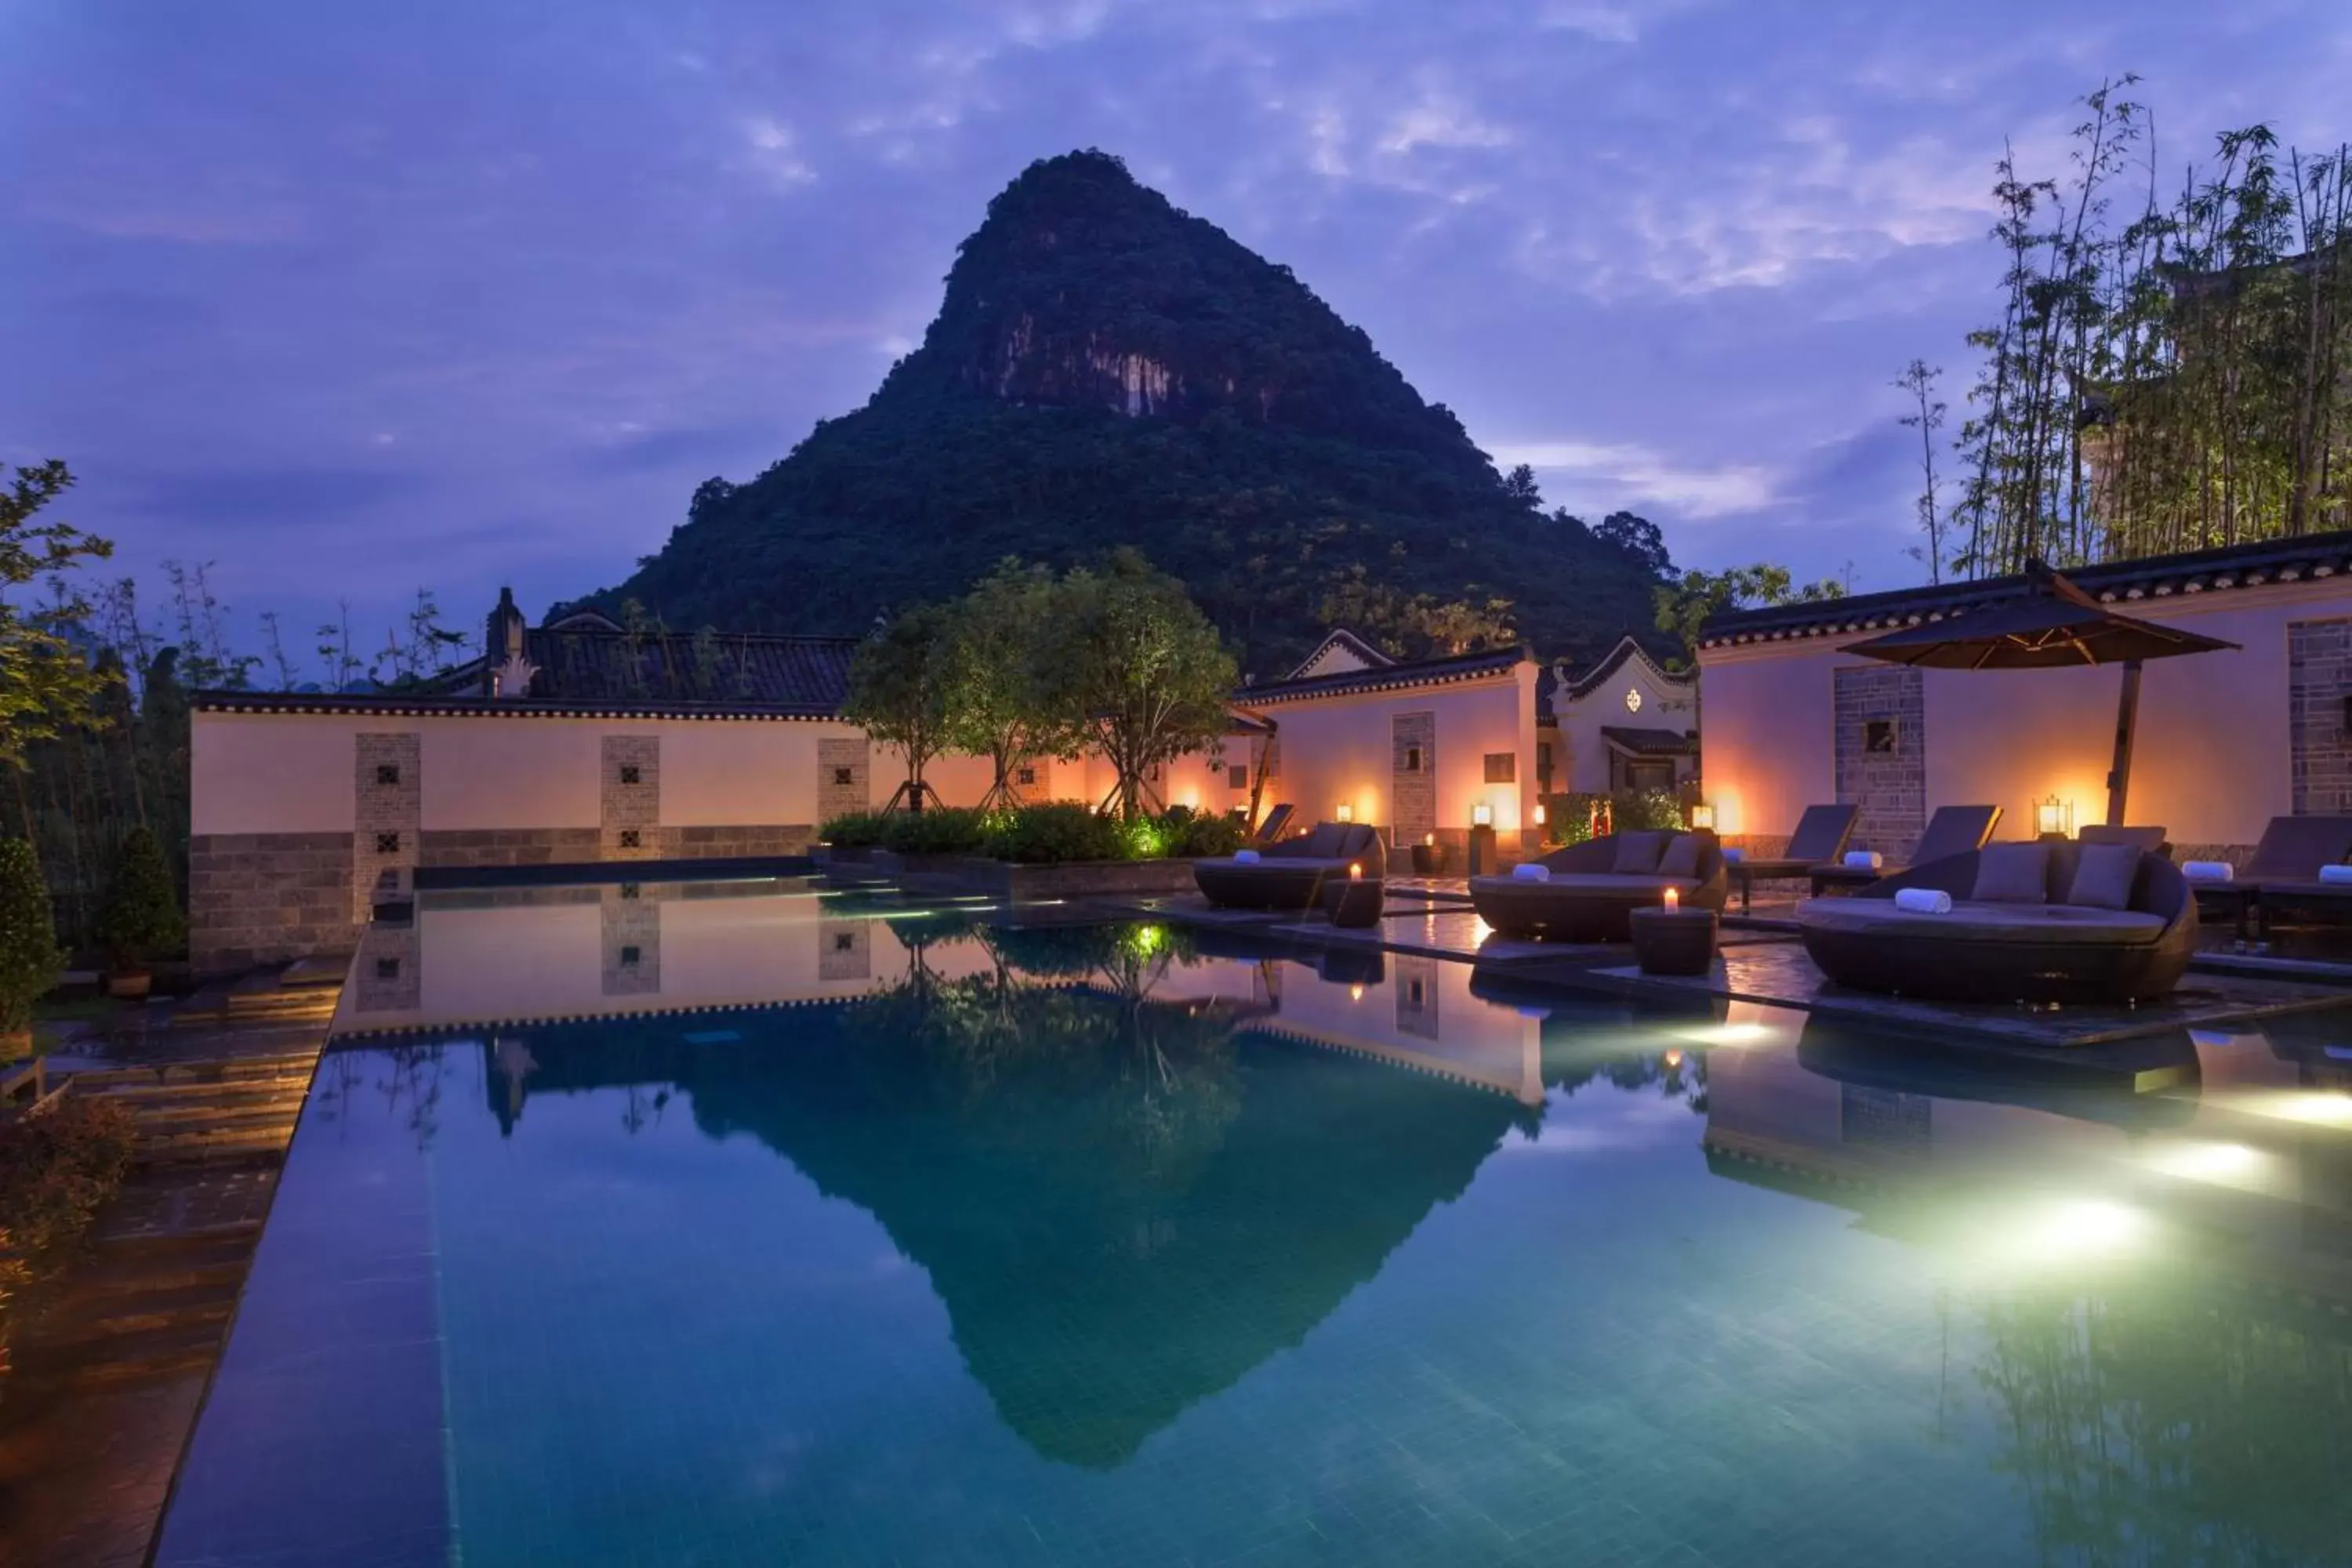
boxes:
[481,941,1526,1468]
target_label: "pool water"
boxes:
[155,887,2352,1566]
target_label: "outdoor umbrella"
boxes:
[1840,560,2239,826]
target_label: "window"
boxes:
[374,956,401,980]
[1864,719,1900,755]
[1624,687,1644,714]
[620,882,641,900]
[619,944,641,967]
[1408,978,1426,1007]
[619,764,641,785]
[833,766,856,787]
[1016,766,1038,786]
[833,931,855,953]
[374,831,401,855]
[618,829,641,850]
[375,763,401,786]
[1536,742,1554,785]
[1228,764,1247,789]
[1483,752,1516,785]
[1403,745,1424,773]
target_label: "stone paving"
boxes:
[0,968,338,1568]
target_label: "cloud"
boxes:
[1487,441,1779,517]
[739,116,817,187]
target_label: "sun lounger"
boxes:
[1468,830,1728,942]
[1252,803,1297,846]
[1798,840,2196,1004]
[1728,804,1857,912]
[1807,804,2002,896]
[1194,820,1385,910]
[2210,815,2352,943]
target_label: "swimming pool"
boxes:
[154,880,2352,1566]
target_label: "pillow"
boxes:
[2067,842,2142,909]
[1511,862,1552,882]
[1610,831,1669,874]
[1232,848,1261,864]
[1970,841,2052,904]
[1655,833,1704,878]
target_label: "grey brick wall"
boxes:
[189,832,356,975]
[818,737,869,821]
[2290,618,2352,814]
[1391,711,1436,847]
[601,886,661,997]
[601,735,661,859]
[353,733,421,920]
[421,829,604,868]
[1833,666,1927,859]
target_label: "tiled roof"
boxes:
[445,629,861,715]
[1599,725,1696,757]
[1236,646,1528,706]
[1701,528,2352,650]
[188,691,847,723]
[1286,629,1396,680]
[1561,636,1693,701]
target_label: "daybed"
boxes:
[1728,803,1857,912]
[1806,804,2002,896]
[1192,820,1385,910]
[1468,830,1727,943]
[1797,840,2197,1004]
[2184,814,2352,944]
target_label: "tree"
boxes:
[1501,463,1543,509]
[1595,511,1671,577]
[844,604,958,812]
[1653,564,1846,670]
[1033,552,1237,820]
[0,463,116,775]
[1896,359,1949,583]
[95,826,183,973]
[942,561,1075,811]
[1317,565,1517,659]
[0,838,61,1039]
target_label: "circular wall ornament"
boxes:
[1624,687,1643,713]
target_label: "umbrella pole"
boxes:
[2106,658,2143,826]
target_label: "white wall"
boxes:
[1697,579,2336,849]
[1553,651,1699,794]
[1252,663,1539,838]
[193,710,877,836]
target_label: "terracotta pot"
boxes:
[106,969,153,1001]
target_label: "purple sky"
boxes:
[4,1,2345,669]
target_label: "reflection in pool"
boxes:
[158,881,2352,1566]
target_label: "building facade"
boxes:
[1697,531,2352,864]
[1540,636,1700,797]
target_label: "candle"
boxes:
[1348,862,1363,880]
[1663,886,1680,910]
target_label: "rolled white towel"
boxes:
[2321,864,2352,885]
[1893,887,1953,915]
[1842,851,1882,870]
[1232,849,1261,864]
[1512,862,1552,882]
[1722,847,1745,863]
[2180,860,2233,882]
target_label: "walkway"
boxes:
[0,966,339,1568]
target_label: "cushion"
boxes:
[1797,898,2166,946]
[1971,842,2052,904]
[2067,842,2142,909]
[1656,833,1705,878]
[1611,832,1668,874]
[1295,823,1345,858]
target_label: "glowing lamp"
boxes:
[1423,832,1436,847]
[1472,802,1494,828]
[2034,794,2074,837]
[1533,802,1548,826]
[1689,802,1716,831]
[1663,1048,1684,1069]
[1334,802,1354,822]
[1348,983,1366,1001]
[1662,886,1680,910]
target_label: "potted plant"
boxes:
[95,827,183,1001]
[0,839,61,1057]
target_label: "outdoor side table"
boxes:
[1323,878,1386,929]
[1628,906,1718,975]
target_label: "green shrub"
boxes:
[878,807,993,855]
[95,827,184,971]
[982,803,1126,864]
[1159,806,1243,858]
[818,811,890,848]
[0,840,60,1037]
[0,1095,135,1256]
[1541,789,1686,845]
